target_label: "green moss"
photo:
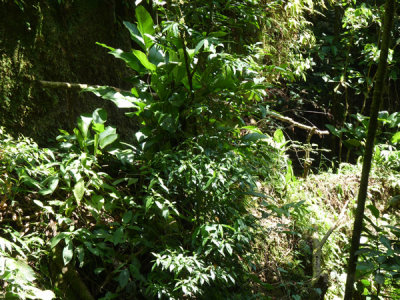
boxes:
[0,0,137,144]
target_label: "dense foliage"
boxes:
[1,0,400,299]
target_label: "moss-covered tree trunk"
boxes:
[344,0,395,298]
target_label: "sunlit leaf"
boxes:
[132,50,156,71]
[135,5,155,50]
[99,126,118,149]
[62,239,74,266]
[73,179,85,206]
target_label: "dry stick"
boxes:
[344,0,395,298]
[268,112,329,137]
[312,199,350,286]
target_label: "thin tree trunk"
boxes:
[344,0,395,299]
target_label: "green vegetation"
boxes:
[1,0,400,299]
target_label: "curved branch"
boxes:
[268,112,329,137]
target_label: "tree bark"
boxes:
[344,0,395,299]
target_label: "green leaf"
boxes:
[20,174,42,190]
[361,279,371,286]
[117,269,130,288]
[392,131,400,144]
[50,233,67,249]
[145,197,154,212]
[161,207,169,219]
[97,43,144,72]
[203,173,216,191]
[273,129,285,143]
[343,139,362,147]
[112,227,124,246]
[148,45,165,66]
[99,126,118,149]
[85,86,140,109]
[380,235,392,250]
[157,112,178,133]
[367,204,380,219]
[123,21,146,51]
[325,124,341,138]
[77,114,93,140]
[242,132,269,142]
[63,239,74,265]
[356,261,375,271]
[39,176,59,195]
[92,108,107,124]
[132,50,156,71]
[389,195,400,208]
[94,267,105,275]
[225,243,233,255]
[76,245,85,268]
[135,6,155,50]
[128,178,138,186]
[13,259,36,282]
[73,179,85,206]
[122,211,133,224]
[92,123,105,134]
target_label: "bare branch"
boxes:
[268,111,329,136]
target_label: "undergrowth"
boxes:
[258,157,400,299]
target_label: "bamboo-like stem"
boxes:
[344,1,395,298]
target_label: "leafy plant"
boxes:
[355,204,400,298]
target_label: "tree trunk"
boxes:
[344,0,395,299]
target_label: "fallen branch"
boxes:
[268,111,329,137]
[35,80,126,93]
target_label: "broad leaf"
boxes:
[99,126,118,149]
[50,233,67,249]
[63,239,74,265]
[325,124,341,137]
[135,5,155,50]
[117,269,130,288]
[392,131,400,143]
[132,50,156,71]
[77,115,93,140]
[242,132,269,142]
[39,176,59,196]
[13,260,36,282]
[367,204,380,219]
[73,179,85,205]
[123,21,146,51]
[92,108,107,124]
[112,227,124,246]
[85,86,139,109]
[273,129,285,144]
[148,45,165,66]
[97,43,144,72]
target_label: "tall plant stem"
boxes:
[344,0,395,299]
